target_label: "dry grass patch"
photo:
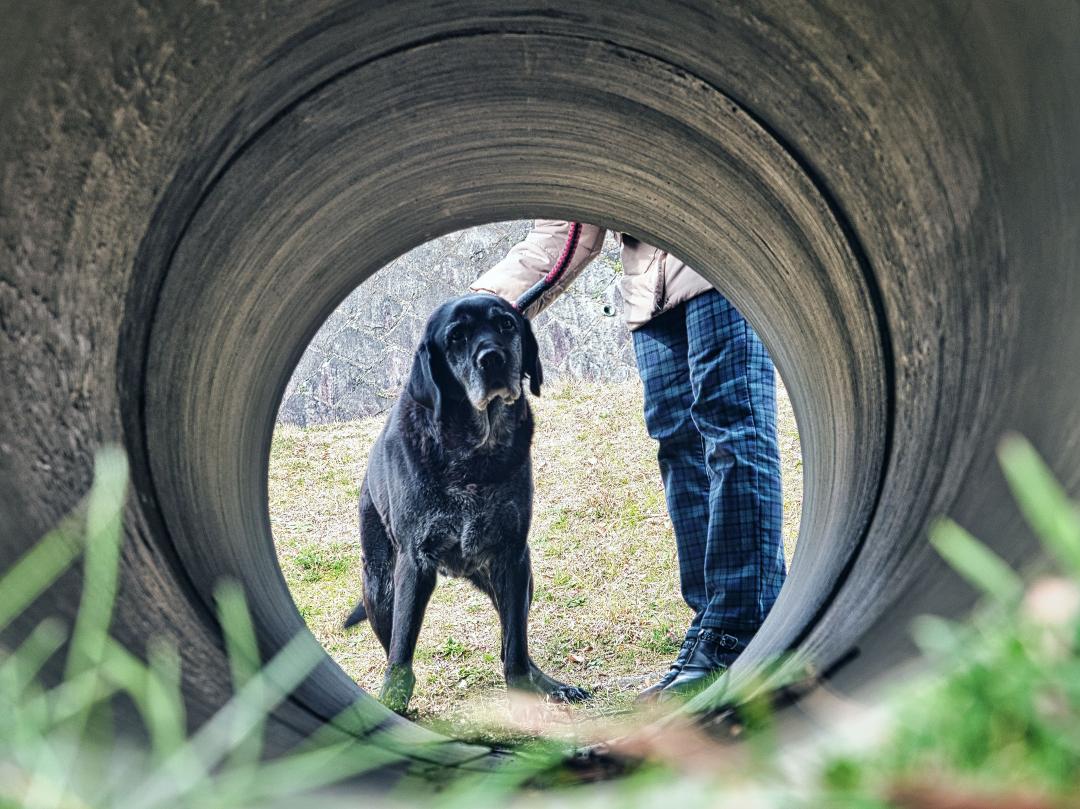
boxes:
[270,378,801,737]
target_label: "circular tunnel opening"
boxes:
[266,220,807,735]
[129,28,887,744]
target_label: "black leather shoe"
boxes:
[636,631,700,703]
[657,629,744,701]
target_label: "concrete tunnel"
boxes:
[2,0,1080,781]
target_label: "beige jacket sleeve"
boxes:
[470,220,606,319]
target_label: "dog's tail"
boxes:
[343,600,367,628]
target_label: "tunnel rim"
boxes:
[119,26,893,749]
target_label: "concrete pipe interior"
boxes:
[2,0,1080,779]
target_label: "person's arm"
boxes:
[471,220,606,319]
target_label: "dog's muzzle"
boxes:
[476,347,506,374]
[468,347,521,409]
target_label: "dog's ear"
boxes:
[520,314,543,396]
[407,338,454,421]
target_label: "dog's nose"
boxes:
[477,348,506,372]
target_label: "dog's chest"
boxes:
[417,481,522,575]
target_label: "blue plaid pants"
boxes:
[633,289,786,641]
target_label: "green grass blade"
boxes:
[65,446,129,680]
[144,638,186,761]
[998,432,1080,574]
[0,516,82,634]
[0,618,68,704]
[17,735,77,809]
[0,620,68,779]
[215,580,265,774]
[216,581,262,688]
[910,615,969,659]
[211,739,403,807]
[39,447,129,809]
[35,669,121,728]
[120,631,325,809]
[97,637,187,763]
[291,694,390,754]
[930,517,1023,603]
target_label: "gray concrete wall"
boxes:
[1,0,1079,773]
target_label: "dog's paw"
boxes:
[509,668,592,704]
[379,664,416,715]
[549,684,591,704]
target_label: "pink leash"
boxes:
[513,222,582,312]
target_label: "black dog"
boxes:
[344,293,589,713]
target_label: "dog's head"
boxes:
[407,294,543,421]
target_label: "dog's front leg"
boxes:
[490,552,592,704]
[380,553,436,714]
[488,551,534,688]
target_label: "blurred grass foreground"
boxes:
[3,433,1080,808]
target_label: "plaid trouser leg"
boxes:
[685,290,785,635]
[632,307,709,635]
[634,290,786,640]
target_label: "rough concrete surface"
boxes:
[1,0,1079,780]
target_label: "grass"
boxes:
[811,435,1080,807]
[269,377,802,732]
[5,428,1080,806]
[0,448,403,809]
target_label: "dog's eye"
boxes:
[447,325,466,344]
[497,316,515,333]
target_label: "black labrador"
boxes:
[344,293,589,713]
